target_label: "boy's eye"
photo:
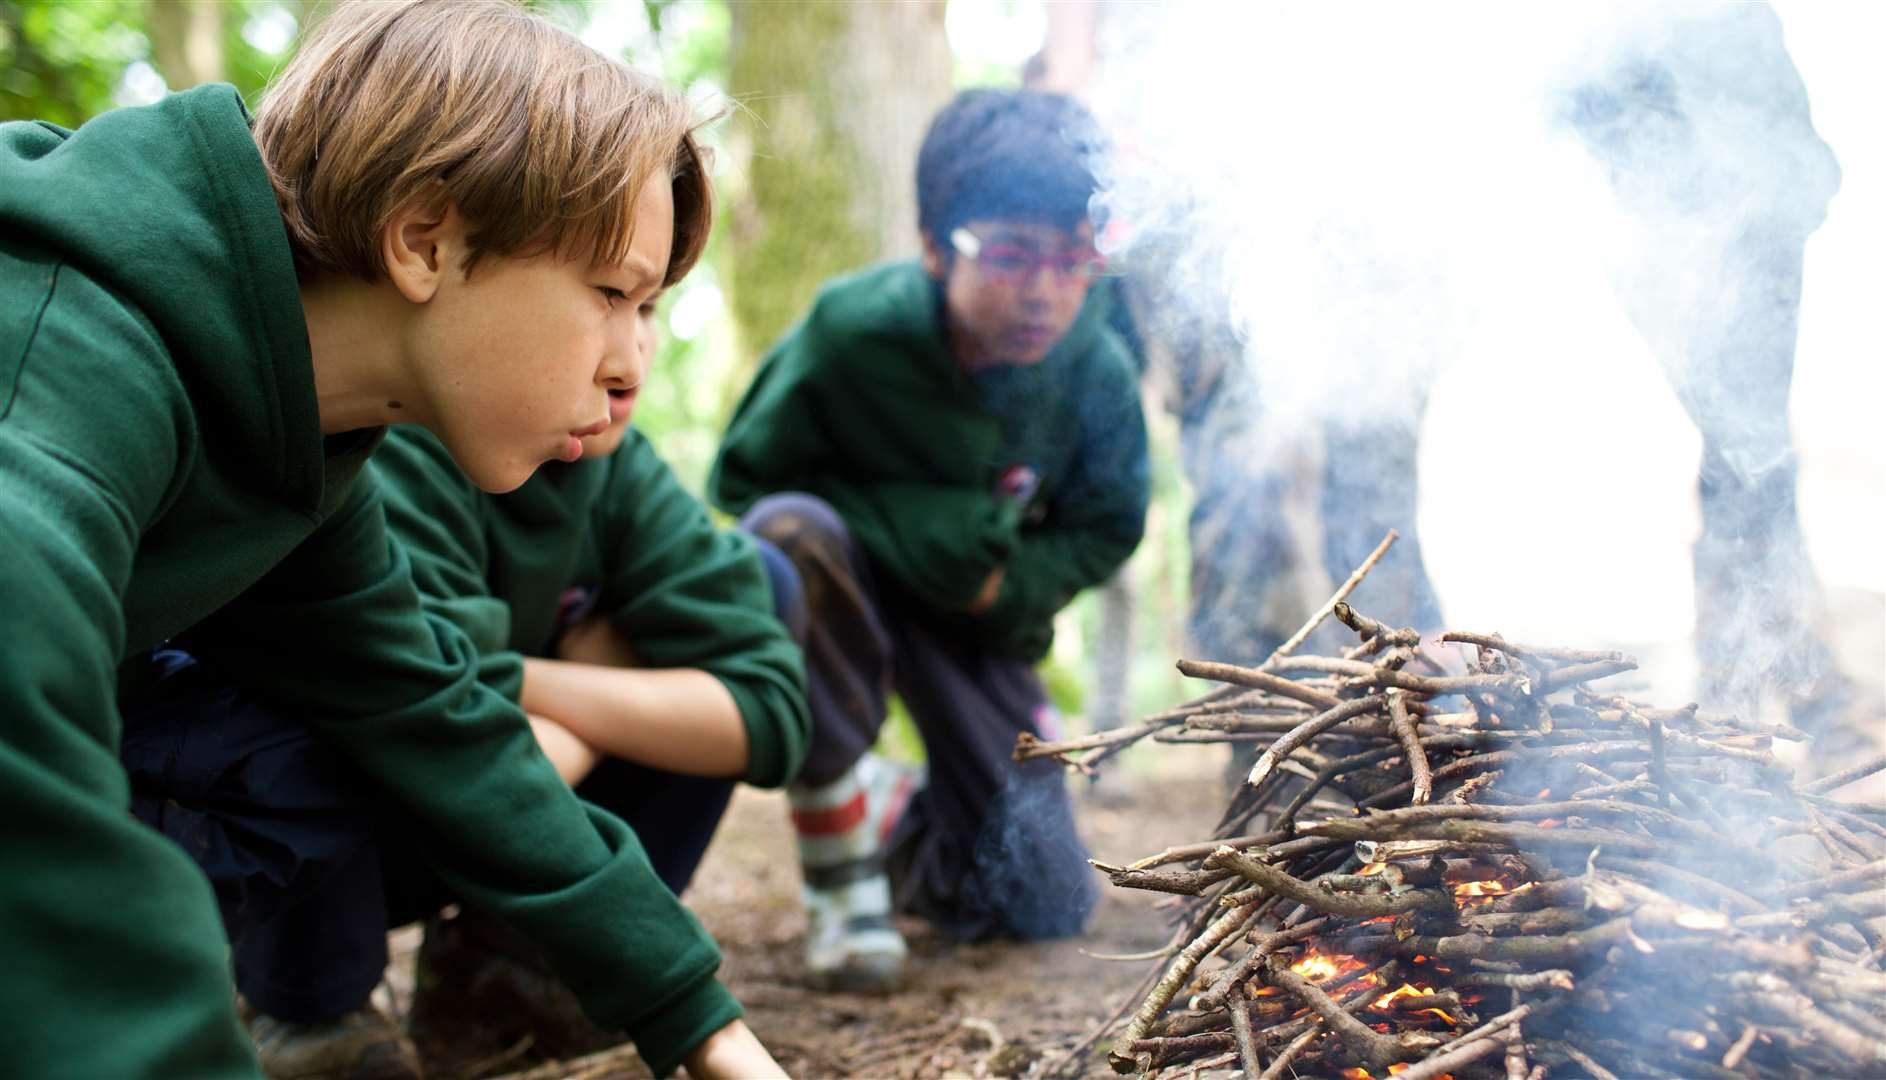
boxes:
[983,250,1036,274]
[597,286,628,305]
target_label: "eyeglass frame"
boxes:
[948,226,1112,284]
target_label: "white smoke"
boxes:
[1092,1,1867,709]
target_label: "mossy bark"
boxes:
[146,0,223,89]
[724,0,951,368]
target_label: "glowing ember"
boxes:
[1358,861,1390,876]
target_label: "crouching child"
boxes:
[709,89,1151,990]
[225,288,813,1076]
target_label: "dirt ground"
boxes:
[412,757,1233,1080]
[683,769,1229,1080]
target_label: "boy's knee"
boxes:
[741,492,849,557]
[749,536,809,640]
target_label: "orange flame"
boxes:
[1450,876,1534,909]
[1368,982,1462,1026]
[1287,947,1375,983]
[1289,950,1350,981]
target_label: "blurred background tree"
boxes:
[1,0,309,125]
[723,0,950,368]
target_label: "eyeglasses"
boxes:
[950,227,1109,284]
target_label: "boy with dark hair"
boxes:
[0,1,783,1076]
[710,88,1150,990]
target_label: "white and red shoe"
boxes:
[788,752,919,992]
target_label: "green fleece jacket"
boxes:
[0,86,735,1078]
[710,261,1149,660]
[372,426,809,787]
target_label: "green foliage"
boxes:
[876,698,928,768]
[0,0,146,125]
[1037,653,1088,718]
[1,0,301,125]
[219,2,302,102]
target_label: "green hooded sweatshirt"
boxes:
[710,261,1149,660]
[371,425,809,788]
[0,86,735,1078]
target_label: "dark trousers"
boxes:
[120,653,735,1022]
[743,493,1096,942]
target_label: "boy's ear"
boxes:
[919,229,947,280]
[382,186,463,303]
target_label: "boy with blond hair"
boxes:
[0,1,785,1076]
[213,296,812,1078]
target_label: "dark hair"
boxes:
[915,89,1106,242]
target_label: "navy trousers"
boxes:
[120,654,733,1021]
[743,492,1097,943]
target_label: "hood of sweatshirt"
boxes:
[0,83,323,507]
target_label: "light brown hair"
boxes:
[252,0,711,285]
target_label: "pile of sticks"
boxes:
[1020,535,1886,1079]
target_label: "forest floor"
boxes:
[398,754,1233,1080]
[677,767,1228,1080]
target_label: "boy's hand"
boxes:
[682,1019,787,1079]
[967,565,1005,614]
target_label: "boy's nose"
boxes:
[600,325,647,389]
[1017,266,1058,305]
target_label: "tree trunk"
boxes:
[147,0,223,90]
[724,0,952,367]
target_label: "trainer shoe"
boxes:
[789,752,919,992]
[249,1004,423,1080]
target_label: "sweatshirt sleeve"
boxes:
[814,479,1019,611]
[979,344,1151,652]
[592,433,810,788]
[369,431,527,702]
[179,471,741,1077]
[710,311,1019,611]
[0,258,262,1078]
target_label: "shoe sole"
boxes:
[803,961,905,995]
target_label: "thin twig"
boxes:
[1388,687,1432,806]
[1256,1023,1323,1080]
